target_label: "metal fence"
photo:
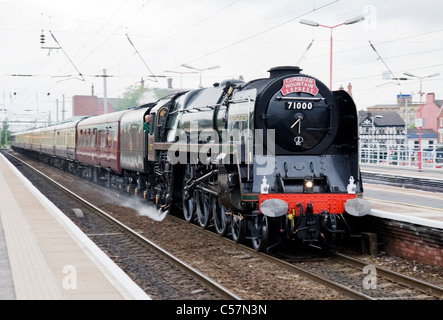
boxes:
[359,143,443,169]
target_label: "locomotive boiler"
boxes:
[11,66,370,252]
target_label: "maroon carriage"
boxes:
[76,111,127,177]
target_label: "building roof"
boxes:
[358,111,405,127]
[407,128,437,139]
[435,100,443,108]
[367,104,398,109]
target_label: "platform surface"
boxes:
[361,164,443,229]
[361,163,443,180]
[0,153,150,300]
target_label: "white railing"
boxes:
[359,143,443,169]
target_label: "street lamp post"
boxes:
[181,64,220,88]
[300,16,364,90]
[370,115,383,163]
[403,72,440,170]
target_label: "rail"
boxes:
[4,152,242,301]
[332,253,443,299]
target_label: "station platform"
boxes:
[361,163,443,181]
[368,198,443,230]
[361,164,443,230]
[0,153,150,300]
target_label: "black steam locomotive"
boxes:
[12,66,369,252]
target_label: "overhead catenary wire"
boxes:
[369,41,400,85]
[183,0,340,66]
[126,33,158,83]
[74,0,152,71]
[148,0,240,50]
[111,0,241,74]
[4,0,443,116]
[12,0,153,112]
[297,39,314,65]
[49,30,85,81]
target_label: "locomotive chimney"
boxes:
[347,83,353,96]
[268,66,302,78]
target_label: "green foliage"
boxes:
[154,88,170,100]
[1,119,10,147]
[115,84,146,111]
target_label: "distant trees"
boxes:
[115,81,180,111]
[1,119,10,147]
[115,83,147,111]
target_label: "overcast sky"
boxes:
[1,0,443,124]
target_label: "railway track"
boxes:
[169,213,443,300]
[5,150,443,300]
[4,151,240,300]
[330,253,443,299]
[166,215,371,300]
[292,251,443,300]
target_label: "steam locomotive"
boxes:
[11,66,370,252]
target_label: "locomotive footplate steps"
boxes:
[293,202,321,243]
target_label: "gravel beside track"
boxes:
[295,253,443,299]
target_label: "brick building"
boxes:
[358,111,405,146]
[368,92,442,145]
[367,94,419,129]
[72,95,120,116]
[421,93,443,132]
[439,109,443,143]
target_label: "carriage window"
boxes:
[108,129,113,148]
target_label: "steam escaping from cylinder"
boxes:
[122,198,168,221]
